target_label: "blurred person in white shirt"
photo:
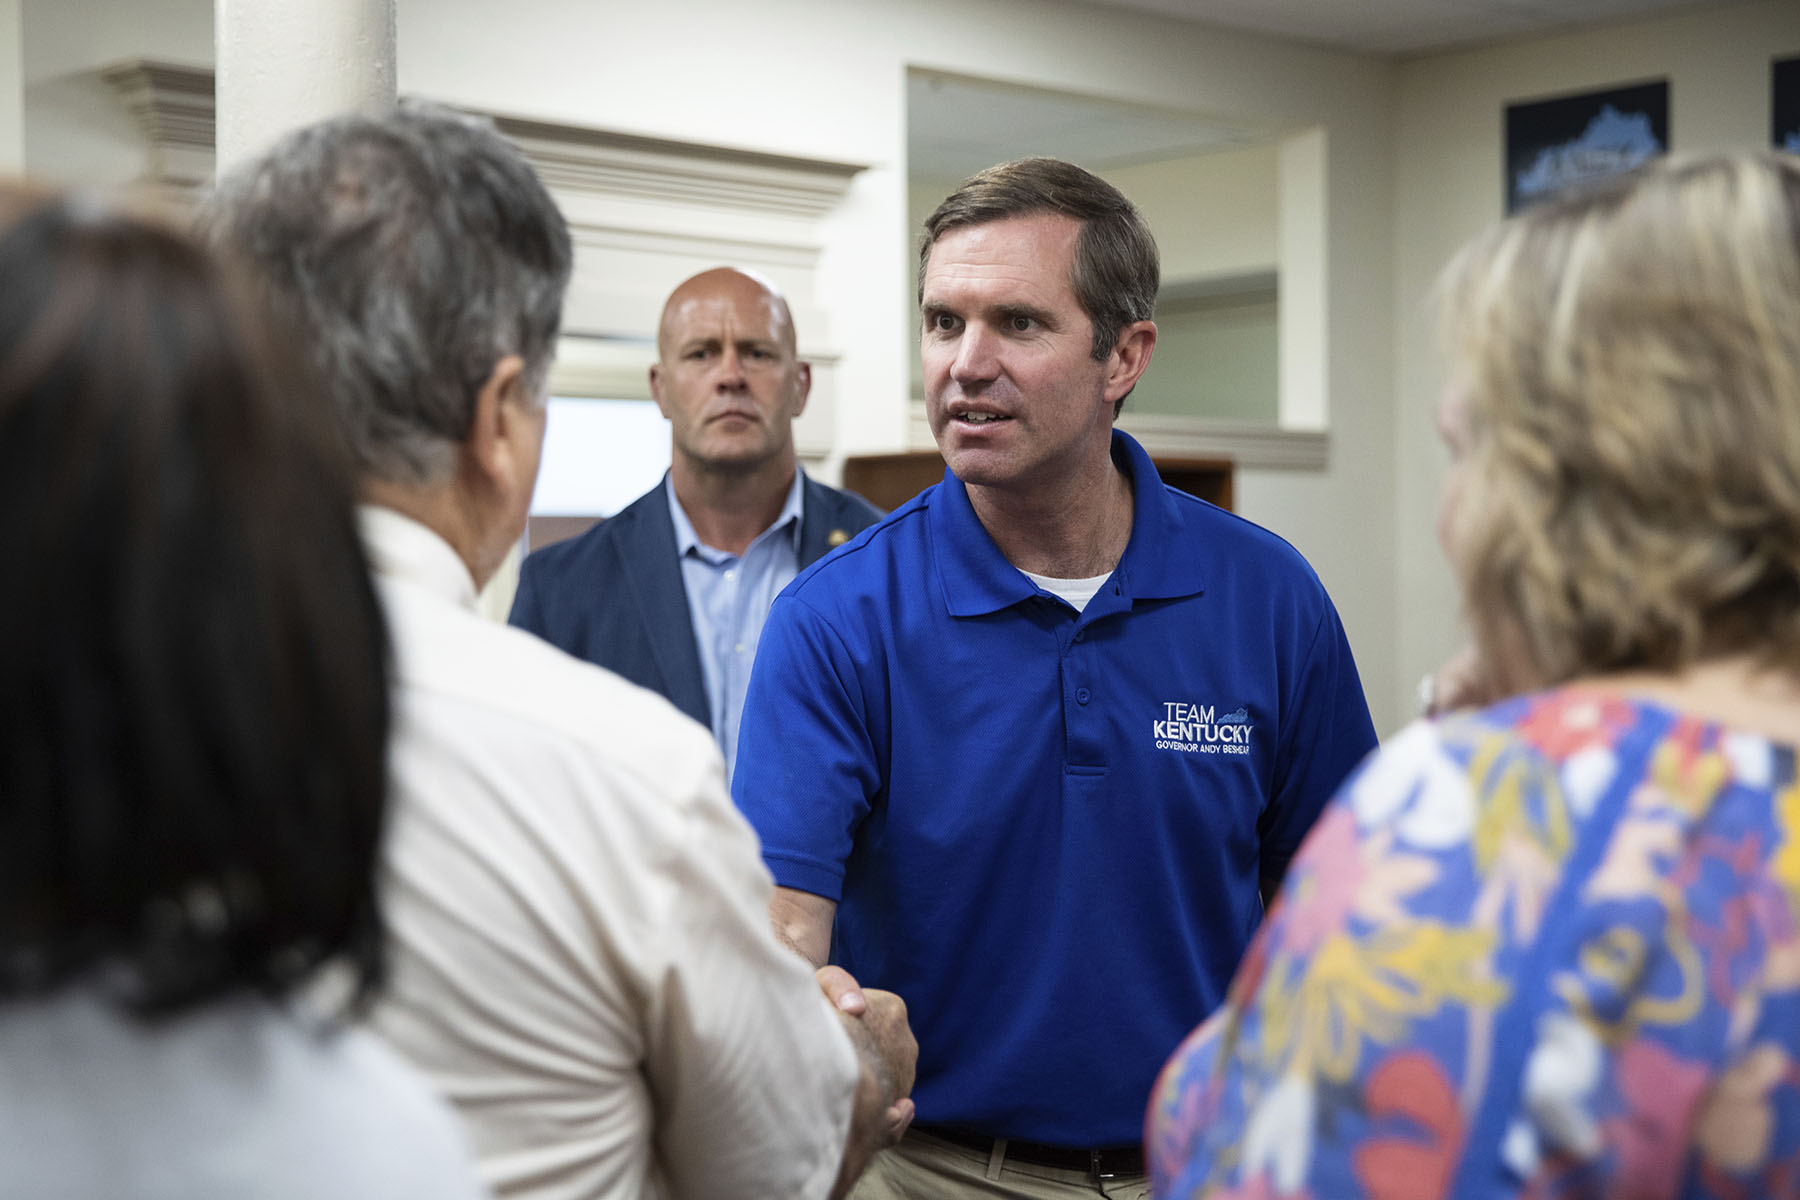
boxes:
[203,104,915,1200]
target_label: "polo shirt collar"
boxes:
[1109,429,1209,602]
[929,429,1206,618]
[665,468,805,560]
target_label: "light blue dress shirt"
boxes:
[666,471,804,783]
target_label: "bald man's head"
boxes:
[650,266,811,479]
[657,267,798,361]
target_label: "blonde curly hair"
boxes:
[1439,152,1800,688]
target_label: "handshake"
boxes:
[818,965,919,1195]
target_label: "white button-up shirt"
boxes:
[360,506,855,1200]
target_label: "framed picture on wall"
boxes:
[1776,56,1800,153]
[1504,79,1668,213]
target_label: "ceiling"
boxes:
[1070,0,1728,56]
[908,0,1734,180]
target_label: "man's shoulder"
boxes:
[802,472,884,530]
[1161,486,1332,595]
[519,484,665,582]
[786,485,932,604]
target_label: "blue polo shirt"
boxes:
[732,431,1376,1146]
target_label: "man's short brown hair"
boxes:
[919,157,1158,414]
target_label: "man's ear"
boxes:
[1103,320,1157,408]
[464,353,531,490]
[790,360,812,418]
[648,362,671,419]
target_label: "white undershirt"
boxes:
[1021,568,1113,613]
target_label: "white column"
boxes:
[214,0,395,177]
[0,0,23,173]
[1278,127,1328,432]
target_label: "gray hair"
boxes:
[200,103,573,487]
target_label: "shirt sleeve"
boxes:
[731,592,884,901]
[644,757,859,1200]
[374,685,856,1200]
[1259,598,1379,892]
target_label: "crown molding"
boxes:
[93,60,870,224]
[93,63,868,455]
[98,58,215,188]
[484,112,867,219]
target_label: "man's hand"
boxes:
[823,967,918,1198]
[1417,643,1497,718]
[816,964,867,1016]
[819,966,917,1137]
[858,988,918,1142]
[774,891,916,1193]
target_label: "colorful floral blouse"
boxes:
[1147,689,1800,1199]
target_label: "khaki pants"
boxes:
[851,1127,1150,1200]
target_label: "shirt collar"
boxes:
[928,429,1207,618]
[665,468,806,558]
[358,503,481,610]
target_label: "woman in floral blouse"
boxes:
[1148,151,1800,1200]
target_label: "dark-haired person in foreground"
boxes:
[732,157,1377,1198]
[0,190,482,1198]
[1150,152,1800,1198]
[205,105,914,1200]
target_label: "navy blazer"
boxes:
[509,472,883,728]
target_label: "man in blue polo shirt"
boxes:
[732,157,1377,1198]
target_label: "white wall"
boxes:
[19,0,209,185]
[1103,141,1278,283]
[24,0,206,81]
[1136,295,1278,422]
[0,0,23,171]
[913,141,1278,300]
[1391,0,1800,726]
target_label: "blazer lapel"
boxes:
[798,474,854,569]
[614,488,710,727]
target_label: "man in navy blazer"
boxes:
[511,268,881,779]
